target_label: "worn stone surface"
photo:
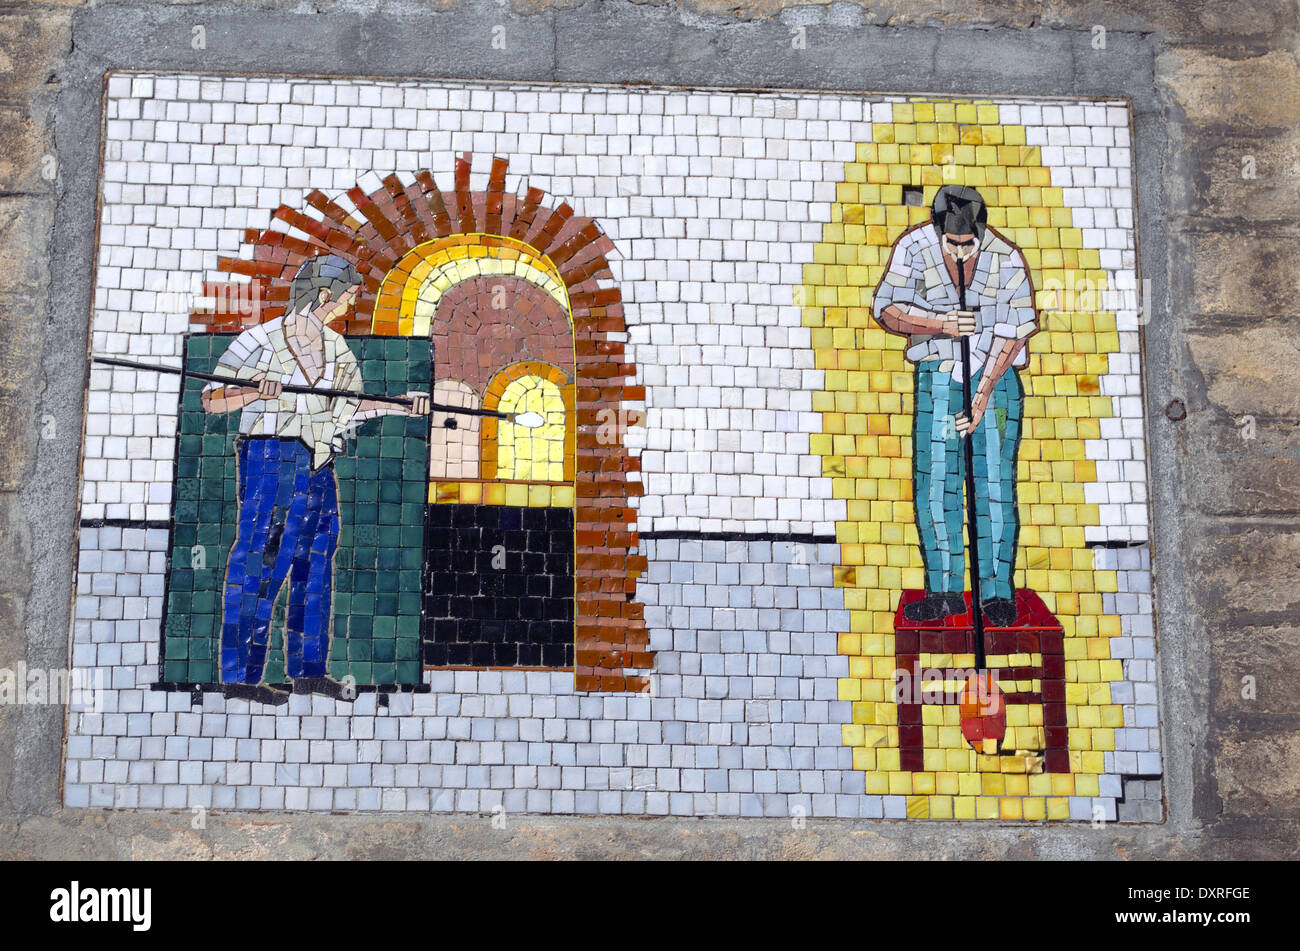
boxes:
[0,12,69,103]
[1181,412,1300,518]
[1212,624,1300,718]
[1212,731,1300,819]
[1187,523,1300,626]
[1178,127,1300,225]
[1186,328,1300,416]
[1181,234,1300,321]
[0,0,1297,858]
[1157,47,1300,130]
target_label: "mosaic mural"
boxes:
[68,74,1160,820]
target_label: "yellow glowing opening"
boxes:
[494,375,567,482]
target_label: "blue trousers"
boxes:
[220,438,339,684]
[913,363,1023,601]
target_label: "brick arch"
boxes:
[196,153,650,692]
[432,277,574,394]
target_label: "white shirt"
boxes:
[203,313,363,469]
[873,223,1039,382]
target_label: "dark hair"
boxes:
[289,254,363,314]
[931,185,987,240]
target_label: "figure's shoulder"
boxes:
[251,316,282,341]
[227,317,276,354]
[324,328,357,361]
[894,221,936,254]
[982,226,1021,261]
[880,223,935,277]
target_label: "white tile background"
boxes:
[65,531,1160,817]
[65,76,1160,817]
[84,75,1146,542]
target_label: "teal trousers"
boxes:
[912,362,1023,601]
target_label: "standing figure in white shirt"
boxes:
[201,255,430,693]
[872,186,1040,625]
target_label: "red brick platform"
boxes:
[893,589,1069,773]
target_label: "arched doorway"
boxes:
[194,155,652,691]
[378,238,579,668]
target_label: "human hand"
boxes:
[941,310,977,336]
[954,390,989,437]
[406,392,431,416]
[253,373,283,400]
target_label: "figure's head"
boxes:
[289,254,363,325]
[932,185,987,261]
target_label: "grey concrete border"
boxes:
[13,0,1207,857]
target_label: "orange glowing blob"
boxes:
[959,671,1007,753]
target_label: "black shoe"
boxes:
[221,682,290,706]
[291,676,357,700]
[980,596,1018,627]
[903,593,966,622]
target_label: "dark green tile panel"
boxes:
[160,334,430,687]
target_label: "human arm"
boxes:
[328,346,429,434]
[876,303,976,338]
[954,251,1039,436]
[872,236,975,338]
[201,375,284,413]
[352,393,431,421]
[955,336,1026,436]
[200,331,276,413]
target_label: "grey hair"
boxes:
[289,254,363,314]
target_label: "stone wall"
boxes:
[0,0,1296,859]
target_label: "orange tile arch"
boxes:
[197,156,651,693]
[371,233,571,337]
